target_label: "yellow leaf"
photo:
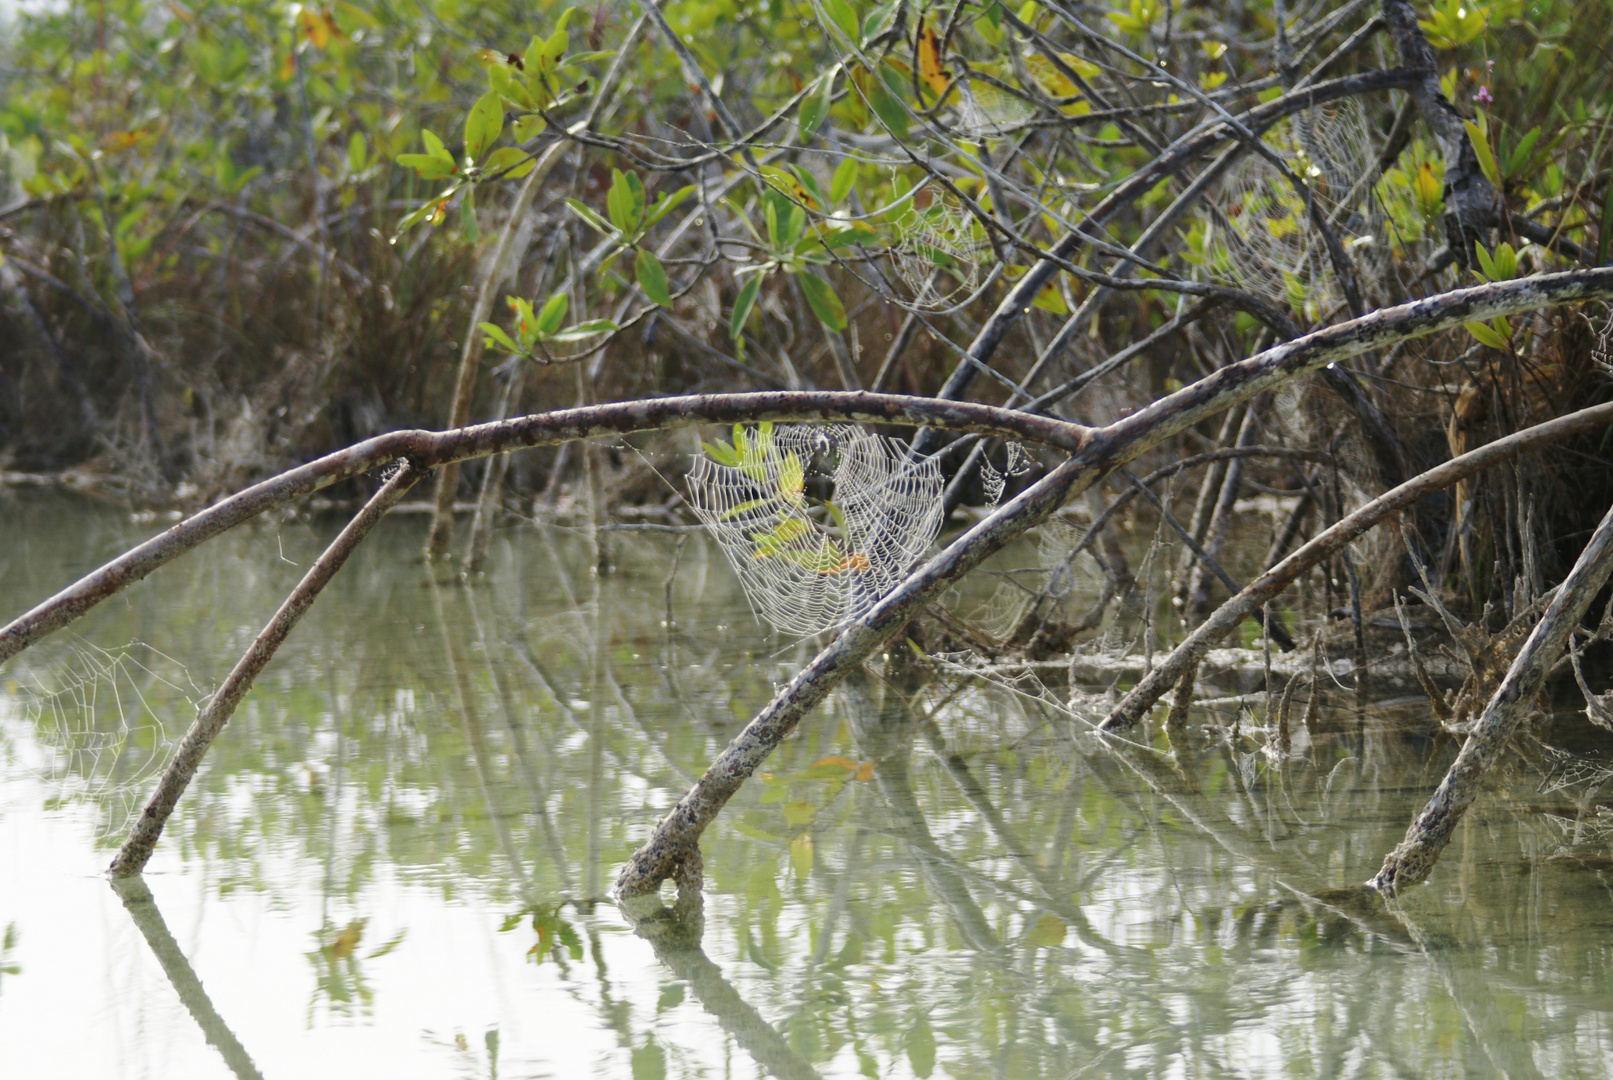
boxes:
[915,21,951,96]
[811,755,859,772]
[1412,161,1442,218]
[297,7,331,49]
[1031,279,1068,315]
[853,760,875,781]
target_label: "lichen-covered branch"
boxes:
[616,267,1613,895]
[1368,499,1613,895]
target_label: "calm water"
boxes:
[3,494,1613,1079]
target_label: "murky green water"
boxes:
[4,494,1613,1078]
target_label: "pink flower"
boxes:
[1473,85,1492,104]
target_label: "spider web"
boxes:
[890,193,990,311]
[687,425,945,637]
[1214,98,1391,317]
[2,642,202,842]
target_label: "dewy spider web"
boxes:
[688,424,945,636]
[1214,98,1395,317]
[2,642,201,842]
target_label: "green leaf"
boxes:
[790,165,827,210]
[799,73,832,139]
[781,202,807,249]
[1463,119,1502,190]
[907,1014,937,1078]
[731,274,762,342]
[643,185,697,230]
[607,168,646,234]
[866,68,909,139]
[421,129,452,162]
[1025,913,1067,947]
[1465,320,1508,349]
[478,321,524,354]
[718,496,771,519]
[783,800,816,826]
[1505,126,1541,179]
[346,131,367,173]
[778,450,804,506]
[823,499,848,537]
[821,0,859,41]
[798,272,847,331]
[542,25,568,63]
[702,439,741,466]
[830,157,859,204]
[1492,241,1517,280]
[789,831,813,879]
[482,146,535,179]
[535,292,569,336]
[564,198,613,235]
[464,91,504,162]
[635,249,672,306]
[396,153,455,180]
[547,319,619,342]
[507,296,539,344]
[821,224,880,249]
[561,49,616,68]
[511,115,546,143]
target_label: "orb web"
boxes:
[687,424,945,636]
[2,642,200,842]
[1213,99,1393,317]
[890,193,989,311]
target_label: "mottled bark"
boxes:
[1369,500,1613,895]
[618,268,1613,895]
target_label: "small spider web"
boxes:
[2,641,203,842]
[687,425,945,637]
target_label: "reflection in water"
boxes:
[111,876,266,1080]
[4,496,1613,1076]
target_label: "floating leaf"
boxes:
[1025,913,1067,947]
[789,831,814,878]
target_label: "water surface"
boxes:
[3,495,1613,1078]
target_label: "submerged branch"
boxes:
[1369,500,1613,895]
[617,267,1613,896]
[1100,398,1613,731]
[107,462,421,876]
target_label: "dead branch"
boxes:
[1369,499,1613,895]
[1102,391,1613,732]
[107,461,421,876]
